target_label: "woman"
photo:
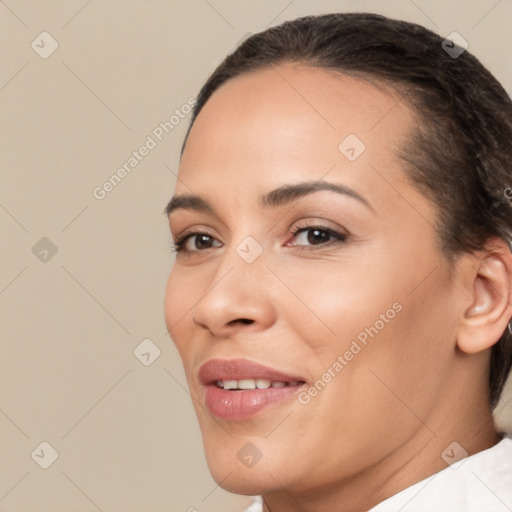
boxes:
[164,13,512,512]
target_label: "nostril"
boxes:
[229,318,254,325]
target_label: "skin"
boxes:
[164,63,512,512]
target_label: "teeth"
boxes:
[256,379,271,389]
[223,380,238,390]
[214,379,300,390]
[238,379,256,390]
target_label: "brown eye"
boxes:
[172,232,223,253]
[290,226,347,247]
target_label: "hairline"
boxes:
[179,60,464,263]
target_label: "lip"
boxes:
[199,358,306,385]
[199,358,307,421]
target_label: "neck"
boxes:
[262,381,500,512]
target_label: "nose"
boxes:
[191,242,278,338]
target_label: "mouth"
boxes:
[198,358,307,421]
[213,378,304,390]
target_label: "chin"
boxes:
[208,462,276,496]
[202,439,284,496]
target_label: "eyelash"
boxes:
[172,230,216,253]
[171,225,347,254]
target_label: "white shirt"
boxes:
[242,436,512,512]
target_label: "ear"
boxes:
[458,237,512,354]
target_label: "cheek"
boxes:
[281,260,402,360]
[164,268,195,358]
[287,251,456,416]
[271,271,455,476]
[321,268,457,427]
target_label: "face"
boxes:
[164,64,462,497]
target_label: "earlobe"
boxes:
[457,240,512,354]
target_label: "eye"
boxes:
[288,225,347,247]
[172,231,223,253]
[171,224,347,254]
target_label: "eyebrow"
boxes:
[164,180,373,218]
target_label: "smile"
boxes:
[215,379,303,390]
[199,358,307,420]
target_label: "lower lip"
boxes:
[203,384,304,421]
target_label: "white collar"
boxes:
[370,436,512,511]
[243,436,512,512]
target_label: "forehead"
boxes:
[177,63,418,211]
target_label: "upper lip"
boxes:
[198,358,306,385]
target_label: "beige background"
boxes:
[1,1,512,511]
